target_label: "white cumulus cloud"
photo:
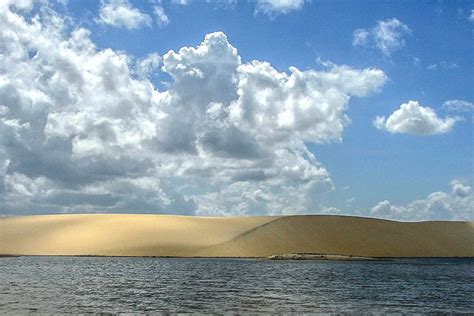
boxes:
[134,53,162,79]
[0,1,387,215]
[353,18,411,57]
[371,180,473,221]
[98,0,152,30]
[374,101,460,135]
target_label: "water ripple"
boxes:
[0,257,472,313]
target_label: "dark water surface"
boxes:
[0,257,472,313]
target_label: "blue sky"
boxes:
[0,0,472,220]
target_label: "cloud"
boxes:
[172,0,303,15]
[427,61,458,71]
[172,0,192,4]
[134,53,162,79]
[469,9,474,22]
[254,0,305,16]
[371,180,473,221]
[0,0,35,11]
[172,0,236,7]
[98,0,152,29]
[153,5,169,27]
[374,101,460,135]
[0,2,387,215]
[353,18,411,57]
[442,99,473,112]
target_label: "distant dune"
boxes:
[1,214,473,258]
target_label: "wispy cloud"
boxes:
[153,5,169,27]
[353,18,411,57]
[427,61,458,71]
[254,0,306,16]
[172,0,304,16]
[442,99,473,112]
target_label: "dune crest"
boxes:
[1,214,473,257]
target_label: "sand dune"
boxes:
[1,214,473,257]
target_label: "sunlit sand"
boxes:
[1,214,473,257]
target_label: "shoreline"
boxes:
[267,253,387,261]
[1,254,473,260]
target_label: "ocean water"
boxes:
[0,257,472,313]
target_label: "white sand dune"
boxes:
[1,214,473,257]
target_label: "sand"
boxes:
[0,214,473,257]
[267,253,382,261]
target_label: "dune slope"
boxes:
[0,214,277,256]
[198,216,474,257]
[1,214,473,257]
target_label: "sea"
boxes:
[0,256,472,313]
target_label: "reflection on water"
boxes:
[0,257,472,313]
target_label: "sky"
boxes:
[0,0,472,220]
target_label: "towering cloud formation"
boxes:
[0,1,387,215]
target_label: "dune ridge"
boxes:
[1,214,473,258]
